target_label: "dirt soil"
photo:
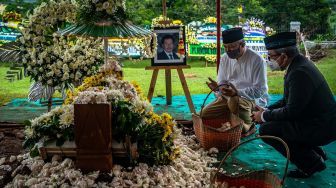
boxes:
[0,127,28,187]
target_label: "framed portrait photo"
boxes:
[152,26,186,66]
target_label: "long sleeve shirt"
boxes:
[217,48,268,107]
[262,54,336,123]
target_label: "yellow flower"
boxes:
[64,88,78,104]
[162,113,172,121]
[131,80,145,99]
[169,147,181,160]
[173,20,182,25]
[204,16,217,24]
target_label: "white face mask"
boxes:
[267,59,281,71]
[267,56,281,71]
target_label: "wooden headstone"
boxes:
[74,104,113,172]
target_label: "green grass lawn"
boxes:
[1,51,335,106]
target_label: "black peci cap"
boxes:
[264,32,297,50]
[222,27,244,44]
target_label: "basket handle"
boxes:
[199,83,240,118]
[211,135,290,185]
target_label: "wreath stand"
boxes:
[145,65,196,114]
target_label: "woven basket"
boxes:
[192,113,242,151]
[192,85,243,151]
[211,135,290,188]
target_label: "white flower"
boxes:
[105,89,125,102]
[24,127,35,138]
[57,60,63,68]
[62,73,69,81]
[59,105,74,128]
[102,2,110,9]
[75,91,108,104]
[46,71,54,77]
[75,71,82,81]
[62,64,69,71]
[19,37,25,44]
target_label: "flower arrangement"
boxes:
[151,15,183,28]
[20,0,104,98]
[71,0,157,61]
[75,0,127,24]
[205,55,216,64]
[23,105,75,156]
[245,17,265,33]
[6,129,217,187]
[186,29,199,44]
[24,64,179,165]
[2,11,22,22]
[137,112,180,164]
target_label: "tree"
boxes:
[166,0,212,23]
[126,0,162,26]
[125,0,333,37]
[259,0,332,36]
[126,0,215,25]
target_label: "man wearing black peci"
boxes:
[202,27,268,138]
[157,35,179,60]
[252,32,336,178]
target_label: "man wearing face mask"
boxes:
[202,27,268,137]
[252,32,336,178]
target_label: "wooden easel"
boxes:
[145,65,196,114]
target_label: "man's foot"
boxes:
[287,158,326,178]
[241,123,256,138]
[313,146,327,161]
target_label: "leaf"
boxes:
[56,137,66,146]
[29,145,40,157]
[23,138,36,149]
[0,41,22,63]
[23,120,31,127]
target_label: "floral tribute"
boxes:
[24,61,179,165]
[75,0,156,60]
[245,17,276,36]
[245,17,265,32]
[204,55,217,64]
[151,15,183,28]
[76,0,127,23]
[5,130,218,187]
[20,0,104,98]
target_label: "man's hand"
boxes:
[251,106,265,123]
[206,77,218,91]
[220,82,238,97]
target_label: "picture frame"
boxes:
[152,26,186,66]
